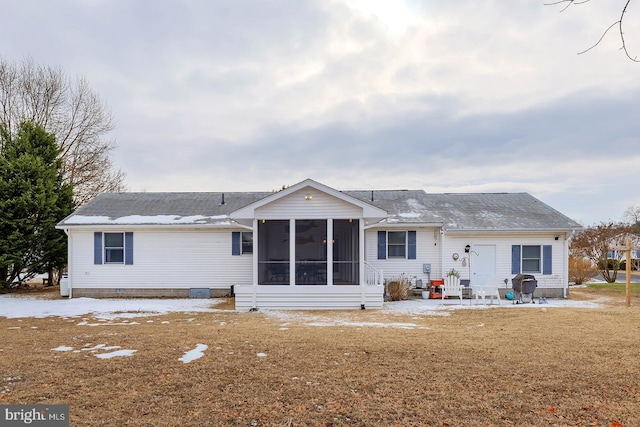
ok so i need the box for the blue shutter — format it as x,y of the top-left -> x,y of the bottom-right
377,231 -> 386,259
543,245 -> 552,275
94,232 -> 102,265
125,232 -> 134,265
511,245 -> 521,275
407,231 -> 417,260
232,232 -> 241,255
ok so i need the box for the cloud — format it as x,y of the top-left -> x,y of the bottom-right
1,0 -> 639,225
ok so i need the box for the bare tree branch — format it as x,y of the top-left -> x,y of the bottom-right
0,57 -> 126,205
547,0 -> 639,62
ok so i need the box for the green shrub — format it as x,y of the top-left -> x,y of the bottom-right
597,259 -> 620,270
619,259 -> 639,271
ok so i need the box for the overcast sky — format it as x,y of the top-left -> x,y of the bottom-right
2,0 -> 639,226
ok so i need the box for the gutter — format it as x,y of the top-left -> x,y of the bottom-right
55,223 -> 245,231
62,228 -> 72,299
442,227 -> 582,234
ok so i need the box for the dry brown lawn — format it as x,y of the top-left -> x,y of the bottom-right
1,288 -> 639,426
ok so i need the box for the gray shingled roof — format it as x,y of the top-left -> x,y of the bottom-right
421,192 -> 582,231
346,190 -> 581,230
58,189 -> 582,231
58,192 -> 271,226
344,190 -> 444,224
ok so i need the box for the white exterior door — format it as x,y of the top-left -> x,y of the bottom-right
471,245 -> 496,286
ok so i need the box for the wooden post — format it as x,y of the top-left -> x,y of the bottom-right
626,240 -> 631,307
611,240 -> 639,308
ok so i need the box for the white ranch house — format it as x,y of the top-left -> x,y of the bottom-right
56,179 -> 582,310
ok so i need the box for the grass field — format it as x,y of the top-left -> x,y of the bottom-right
583,282 -> 640,296
1,286 -> 639,426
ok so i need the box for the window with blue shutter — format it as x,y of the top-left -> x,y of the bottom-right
377,231 -> 386,259
408,231 -> 417,260
543,245 -> 552,275
94,232 -> 102,264
232,232 -> 241,255
94,232 -> 134,265
511,245 -> 521,275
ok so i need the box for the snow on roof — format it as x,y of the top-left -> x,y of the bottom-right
57,184 -> 582,231
64,214 -> 230,226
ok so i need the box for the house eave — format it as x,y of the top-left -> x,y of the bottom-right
442,227 -> 582,234
367,222 -> 443,229
55,223 -> 241,231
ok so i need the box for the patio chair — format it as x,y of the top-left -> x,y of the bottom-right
472,276 -> 501,305
441,275 -> 463,304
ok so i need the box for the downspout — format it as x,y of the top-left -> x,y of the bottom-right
440,228 -> 445,282
359,218 -> 366,309
63,228 -> 72,299
563,229 -> 576,299
252,219 -> 258,310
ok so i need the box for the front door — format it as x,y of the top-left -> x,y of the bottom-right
471,244 -> 496,286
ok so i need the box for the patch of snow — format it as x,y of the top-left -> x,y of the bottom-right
406,198 -> 425,211
95,349 -> 137,359
179,344 -> 208,363
0,292 -> 607,330
398,212 -> 422,218
65,214 -> 229,225
82,344 -> 121,352
256,352 -> 267,357
0,296 -> 224,320
52,346 -> 74,352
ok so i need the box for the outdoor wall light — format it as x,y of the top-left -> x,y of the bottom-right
464,245 -> 471,253
304,194 -> 313,200
554,235 -> 559,240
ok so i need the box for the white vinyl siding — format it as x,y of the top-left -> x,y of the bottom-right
442,233 -> 567,290
69,229 -> 252,290
366,228 -> 440,281
255,188 -> 362,219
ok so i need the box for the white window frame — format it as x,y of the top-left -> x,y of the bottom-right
387,231 -> 407,259
521,245 -> 541,274
241,232 -> 253,254
104,232 -> 125,264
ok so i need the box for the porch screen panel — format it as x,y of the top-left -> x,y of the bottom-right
295,219 -> 327,285
333,219 -> 359,285
258,220 -> 290,285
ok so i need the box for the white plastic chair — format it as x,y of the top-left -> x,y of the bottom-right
441,276 -> 463,304
472,276 -> 501,305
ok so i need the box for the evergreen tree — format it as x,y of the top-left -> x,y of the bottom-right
0,122 -> 74,289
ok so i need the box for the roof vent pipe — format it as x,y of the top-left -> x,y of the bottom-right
371,190 -> 374,202
221,193 -> 225,205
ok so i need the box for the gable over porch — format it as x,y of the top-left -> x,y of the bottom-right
230,179 -> 387,309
